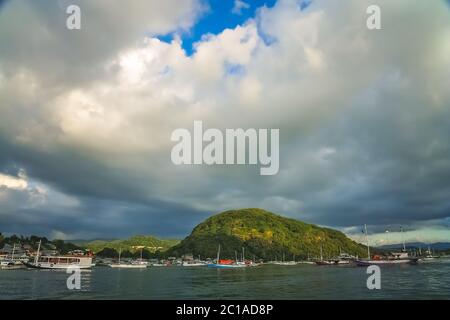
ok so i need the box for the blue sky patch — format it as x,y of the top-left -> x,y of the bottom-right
157,0 -> 278,55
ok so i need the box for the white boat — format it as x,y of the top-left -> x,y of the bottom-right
108,248 -> 147,269
0,244 -> 27,269
315,245 -> 336,265
23,256 -> 95,269
297,252 -> 315,265
274,261 -> 297,265
421,246 -> 440,261
1,259 -> 24,270
273,253 -> 297,265
182,261 -> 206,267
151,262 -> 170,267
23,241 -> 94,269
109,263 -> 147,268
333,250 -> 355,265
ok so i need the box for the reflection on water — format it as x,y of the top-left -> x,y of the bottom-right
1,259 -> 449,299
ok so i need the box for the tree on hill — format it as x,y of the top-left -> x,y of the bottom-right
167,208 -> 371,260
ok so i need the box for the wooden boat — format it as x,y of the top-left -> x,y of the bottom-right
22,240 -> 94,270
355,225 -> 418,266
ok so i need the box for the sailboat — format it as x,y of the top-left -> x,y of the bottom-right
133,248 -> 149,266
421,246 -> 439,261
273,252 -> 297,265
0,243 -> 26,270
108,248 -> 147,268
355,225 -> 418,266
315,245 -> 336,265
207,245 -> 248,268
297,251 -> 315,265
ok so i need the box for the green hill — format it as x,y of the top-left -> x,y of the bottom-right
80,235 -> 179,254
167,208 -> 369,260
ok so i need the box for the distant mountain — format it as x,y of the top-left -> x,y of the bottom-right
80,235 -> 180,254
378,242 -> 450,251
166,208 -> 371,260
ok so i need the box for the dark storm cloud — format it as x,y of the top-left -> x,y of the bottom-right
0,0 -> 449,242
0,186 -> 210,239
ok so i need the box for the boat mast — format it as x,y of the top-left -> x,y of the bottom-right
217,244 -> 221,263
320,245 -> 323,261
242,247 -> 245,262
400,226 -> 406,252
11,243 -> 16,260
118,248 -> 122,264
34,240 -> 41,264
364,224 -> 370,259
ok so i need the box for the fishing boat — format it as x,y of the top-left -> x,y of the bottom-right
108,248 -> 147,268
22,240 -> 94,270
355,225 -> 418,266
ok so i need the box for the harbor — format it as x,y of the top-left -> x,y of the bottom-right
1,258 -> 449,300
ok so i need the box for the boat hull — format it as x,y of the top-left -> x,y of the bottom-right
207,263 -> 248,268
22,261 -> 94,269
315,261 -> 336,266
355,258 -> 418,266
108,264 -> 147,269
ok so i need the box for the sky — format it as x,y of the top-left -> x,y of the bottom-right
0,0 -> 450,245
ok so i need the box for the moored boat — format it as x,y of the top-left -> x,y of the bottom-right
207,245 -> 250,268
22,240 -> 94,270
273,253 -> 297,265
108,248 -> 147,268
355,225 -> 418,266
0,244 -> 27,269
109,263 -> 147,268
1,259 -> 25,270
315,245 -> 339,265
182,261 -> 206,267
23,256 -> 95,269
355,252 -> 419,266
421,246 -> 440,261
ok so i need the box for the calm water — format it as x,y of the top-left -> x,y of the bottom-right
1,260 -> 449,300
